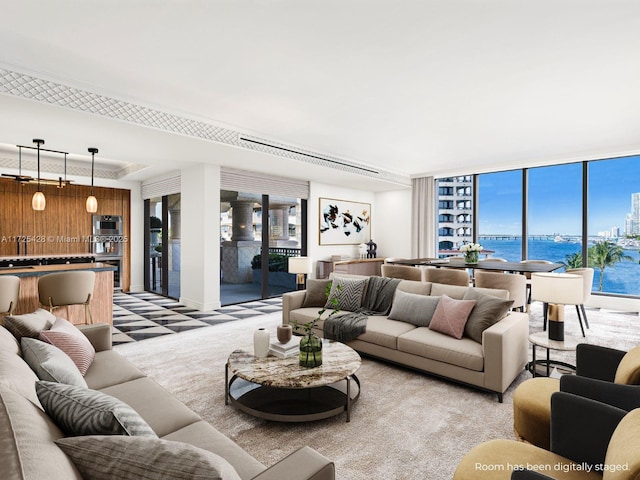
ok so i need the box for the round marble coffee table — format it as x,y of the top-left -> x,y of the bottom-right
225,340 -> 361,422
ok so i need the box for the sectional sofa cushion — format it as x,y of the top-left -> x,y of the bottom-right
3,308 -> 56,340
36,380 -> 156,437
462,289 -> 514,343
428,295 -> 476,339
325,276 -> 367,311
0,351 -> 42,406
387,290 -> 440,327
0,324 -> 21,355
0,387 -> 83,480
302,279 -> 332,307
40,318 -> 96,375
21,337 -> 87,387
55,435 -> 242,480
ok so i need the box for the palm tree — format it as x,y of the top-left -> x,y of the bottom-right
562,251 -> 583,269
588,240 -> 634,291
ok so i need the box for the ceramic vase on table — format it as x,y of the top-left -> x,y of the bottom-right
277,324 -> 293,343
465,251 -> 479,264
299,333 -> 323,368
253,328 -> 270,358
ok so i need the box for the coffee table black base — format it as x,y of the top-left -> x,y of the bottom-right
526,360 -> 576,377
226,375 -> 360,422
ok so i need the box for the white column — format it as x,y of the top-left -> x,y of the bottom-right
180,164 -> 220,310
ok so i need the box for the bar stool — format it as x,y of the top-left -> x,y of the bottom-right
38,271 -> 96,324
0,275 -> 20,324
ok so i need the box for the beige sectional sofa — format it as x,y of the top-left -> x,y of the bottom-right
282,276 -> 529,402
0,320 -> 334,480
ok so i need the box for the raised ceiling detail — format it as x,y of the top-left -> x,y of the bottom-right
0,68 -> 410,186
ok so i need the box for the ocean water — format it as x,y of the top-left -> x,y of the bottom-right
480,239 -> 640,297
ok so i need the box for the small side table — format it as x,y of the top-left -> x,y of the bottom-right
528,332 -> 581,377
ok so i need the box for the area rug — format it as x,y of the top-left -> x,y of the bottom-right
115,303 -> 640,480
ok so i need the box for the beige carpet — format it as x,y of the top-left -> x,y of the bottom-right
115,303 -> 640,480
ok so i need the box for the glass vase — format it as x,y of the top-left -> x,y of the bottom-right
299,333 -> 323,368
465,251 -> 479,264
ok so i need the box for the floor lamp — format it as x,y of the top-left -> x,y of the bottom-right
288,256 -> 312,291
531,272 -> 583,341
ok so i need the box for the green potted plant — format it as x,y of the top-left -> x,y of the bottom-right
293,283 -> 341,368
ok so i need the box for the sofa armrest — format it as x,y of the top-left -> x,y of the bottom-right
77,323 -> 112,352
576,343 -> 626,381
482,312 -> 529,395
251,446 -> 335,480
282,290 -> 307,325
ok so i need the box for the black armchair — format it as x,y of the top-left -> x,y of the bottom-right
455,392 -> 635,480
513,343 -> 640,449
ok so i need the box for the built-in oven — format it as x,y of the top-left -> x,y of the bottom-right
92,215 -> 124,290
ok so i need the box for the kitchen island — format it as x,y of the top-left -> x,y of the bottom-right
0,262 -> 115,325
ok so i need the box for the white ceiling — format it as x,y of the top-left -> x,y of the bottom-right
1,1 -> 640,191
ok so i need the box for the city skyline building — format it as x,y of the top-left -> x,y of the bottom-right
437,176 -> 473,252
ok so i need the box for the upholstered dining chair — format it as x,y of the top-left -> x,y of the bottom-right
0,275 -> 20,323
474,271 -> 527,311
562,267 -> 595,335
38,271 -> 96,324
520,259 -> 554,310
380,264 -> 423,281
422,267 -> 470,286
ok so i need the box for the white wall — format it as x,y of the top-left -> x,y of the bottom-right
307,182 -> 413,276
308,182 -> 376,278
373,189 -> 412,259
179,164 -> 221,310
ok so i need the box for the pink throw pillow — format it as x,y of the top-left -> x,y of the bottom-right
39,318 -> 96,376
428,294 -> 477,339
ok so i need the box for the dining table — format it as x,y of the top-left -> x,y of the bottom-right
387,257 -> 564,274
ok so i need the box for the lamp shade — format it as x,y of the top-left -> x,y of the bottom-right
32,191 -> 46,211
531,272 -> 583,305
288,256 -> 313,274
86,195 -> 98,213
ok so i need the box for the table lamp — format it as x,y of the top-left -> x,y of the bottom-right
288,256 -> 312,290
531,272 -> 583,341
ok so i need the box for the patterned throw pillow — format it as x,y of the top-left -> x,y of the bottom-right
3,308 -> 56,340
55,435 -> 241,480
428,295 -> 477,339
324,276 -> 368,311
21,338 -> 87,387
39,318 -> 95,375
36,380 -> 156,437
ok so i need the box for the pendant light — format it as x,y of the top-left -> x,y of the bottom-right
31,138 -> 46,211
86,147 -> 98,213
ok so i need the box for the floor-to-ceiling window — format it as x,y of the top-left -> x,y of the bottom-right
435,156 -> 640,298
588,156 -> 640,296
145,193 -> 181,299
477,170 -> 523,261
527,163 -> 582,264
220,190 -> 305,305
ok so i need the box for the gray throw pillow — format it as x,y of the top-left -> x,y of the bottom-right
463,289 -> 514,343
387,290 -> 441,327
55,435 -> 242,480
302,279 -> 332,307
21,337 -> 87,387
3,308 -> 56,340
325,276 -> 368,311
36,380 -> 156,437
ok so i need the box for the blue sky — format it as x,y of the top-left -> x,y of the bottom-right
477,155 -> 640,236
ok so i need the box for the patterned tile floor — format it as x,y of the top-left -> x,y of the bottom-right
112,291 -> 282,346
